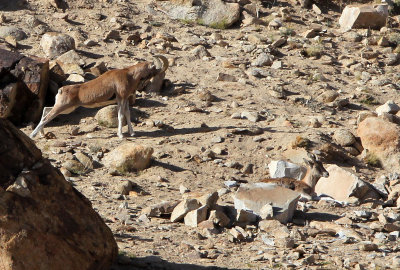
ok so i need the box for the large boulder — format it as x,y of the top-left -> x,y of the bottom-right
357,117 -> 400,170
159,0 -> 240,29
315,165 -> 380,202
233,183 -> 300,224
0,119 -> 117,270
339,4 -> 388,31
0,49 -> 49,125
104,143 -> 154,173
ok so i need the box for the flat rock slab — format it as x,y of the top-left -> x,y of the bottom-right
268,160 -> 306,180
233,183 -> 300,224
315,165 -> 380,201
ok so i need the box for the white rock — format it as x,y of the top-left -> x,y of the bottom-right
339,4 -> 388,32
268,160 -> 306,180
184,205 -> 208,227
40,32 -> 75,58
376,100 -> 400,116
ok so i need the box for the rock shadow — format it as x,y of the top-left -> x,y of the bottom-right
112,255 -> 247,270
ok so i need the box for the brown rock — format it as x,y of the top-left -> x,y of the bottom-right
0,119 -> 117,269
0,49 -> 49,125
104,144 -> 153,173
358,117 -> 400,170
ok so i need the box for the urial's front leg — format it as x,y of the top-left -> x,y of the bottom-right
123,99 -> 135,137
117,98 -> 125,138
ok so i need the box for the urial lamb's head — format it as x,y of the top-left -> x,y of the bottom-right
303,153 -> 329,187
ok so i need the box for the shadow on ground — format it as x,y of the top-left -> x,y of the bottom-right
112,255 -> 247,270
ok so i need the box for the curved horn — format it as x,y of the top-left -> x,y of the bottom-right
153,55 -> 169,74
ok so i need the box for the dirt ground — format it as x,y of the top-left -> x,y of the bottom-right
2,0 -> 400,269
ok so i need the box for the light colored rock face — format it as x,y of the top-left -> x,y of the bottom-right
0,119 -> 117,270
357,117 -> 400,170
159,0 -> 240,29
315,165 -> 379,201
376,100 -> 400,116
339,4 -> 388,31
104,144 -> 154,173
268,160 -> 306,180
333,129 -> 356,146
233,183 -> 300,224
40,32 -> 76,58
170,198 -> 202,222
184,205 -> 208,227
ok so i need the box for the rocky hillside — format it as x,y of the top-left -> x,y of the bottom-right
2,0 -> 400,269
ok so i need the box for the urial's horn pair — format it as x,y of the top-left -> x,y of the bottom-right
30,55 -> 169,139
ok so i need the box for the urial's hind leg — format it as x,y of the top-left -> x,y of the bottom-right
123,99 -> 135,137
117,98 -> 125,138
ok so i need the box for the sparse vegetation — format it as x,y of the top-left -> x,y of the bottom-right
304,45 -> 323,58
292,136 -> 311,149
364,152 -> 381,167
208,19 -> 229,29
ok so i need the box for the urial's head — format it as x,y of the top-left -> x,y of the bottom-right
303,152 -> 329,179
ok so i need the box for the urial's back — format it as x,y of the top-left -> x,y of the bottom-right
260,153 -> 329,197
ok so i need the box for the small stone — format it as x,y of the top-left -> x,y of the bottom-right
376,100 -> 400,115
116,180 -> 133,195
104,30 -> 121,41
171,199 -> 201,222
333,129 -> 356,146
179,185 -> 190,194
241,111 -> 259,122
359,241 -> 378,251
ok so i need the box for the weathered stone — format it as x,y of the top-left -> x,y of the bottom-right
0,26 -> 27,41
0,119 -> 117,269
234,183 -> 300,224
95,105 -> 131,128
209,209 -> 230,227
141,201 -> 180,217
184,205 -> 208,227
0,49 -> 49,125
236,209 -> 258,225
259,220 -> 290,238
191,45 -> 211,59
104,144 -> 153,173
333,129 -> 356,146
268,160 -> 306,180
251,53 -> 274,67
63,159 -> 87,175
241,111 -> 259,122
56,50 -> 85,75
74,152 -> 94,171
339,4 -> 388,31
376,100 -> 400,116
159,0 -> 240,29
171,198 -> 202,222
40,32 -> 76,58
315,165 -> 380,201
183,191 -> 219,208
216,73 -> 237,82
358,117 -> 400,170
310,221 -> 362,240
116,180 -> 133,195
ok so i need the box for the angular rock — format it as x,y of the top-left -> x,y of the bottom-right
376,100 -> 400,116
141,201 -> 180,217
104,144 -> 153,173
183,191 -> 219,208
184,205 -> 208,227
0,119 -> 117,269
259,220 -> 290,238
233,183 -> 300,224
209,209 -> 231,227
251,53 -> 274,67
116,180 -> 133,195
0,49 -> 49,125
95,105 -> 128,128
241,111 -> 259,122
170,198 -> 202,222
40,32 -> 76,58
339,4 -> 389,31
236,209 -> 258,225
268,160 -> 306,180
315,165 -> 380,201
159,0 -> 240,29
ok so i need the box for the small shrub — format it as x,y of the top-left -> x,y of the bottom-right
364,152 -> 381,167
305,45 -> 322,58
292,136 -> 311,149
208,19 -> 229,29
